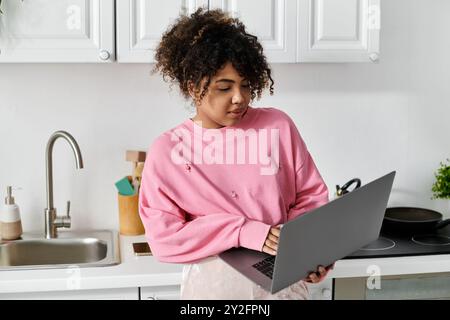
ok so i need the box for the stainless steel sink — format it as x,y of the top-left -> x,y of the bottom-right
0,230 -> 120,271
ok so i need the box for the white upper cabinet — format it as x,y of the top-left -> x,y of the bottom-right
116,0 -> 208,63
297,0 -> 380,62
209,0 -> 297,63
0,0 -> 381,63
0,0 -> 115,63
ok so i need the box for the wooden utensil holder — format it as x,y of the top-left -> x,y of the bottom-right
118,179 -> 145,235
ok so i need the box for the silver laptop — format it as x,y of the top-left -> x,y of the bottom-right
219,171 -> 396,294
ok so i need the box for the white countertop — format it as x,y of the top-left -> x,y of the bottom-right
1,234 -> 450,294
330,254 -> 450,278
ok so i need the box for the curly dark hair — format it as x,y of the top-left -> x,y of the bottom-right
153,7 -> 274,102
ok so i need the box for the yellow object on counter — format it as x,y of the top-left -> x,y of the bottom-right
117,176 -> 145,236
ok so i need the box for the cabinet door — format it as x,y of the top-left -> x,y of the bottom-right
297,0 -> 380,62
0,0 -> 114,63
209,0 -> 297,63
334,273 -> 450,300
116,0 -> 208,63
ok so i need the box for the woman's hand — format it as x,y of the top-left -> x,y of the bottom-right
262,225 -> 281,255
305,263 -> 335,283
262,226 -> 334,283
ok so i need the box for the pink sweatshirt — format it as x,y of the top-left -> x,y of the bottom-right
139,106 -> 329,263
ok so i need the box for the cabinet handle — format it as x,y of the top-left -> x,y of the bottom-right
369,52 -> 379,62
99,50 -> 111,61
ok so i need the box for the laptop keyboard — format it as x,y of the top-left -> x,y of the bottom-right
252,256 -> 275,279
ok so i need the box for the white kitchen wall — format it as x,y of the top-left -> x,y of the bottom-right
0,0 -> 449,233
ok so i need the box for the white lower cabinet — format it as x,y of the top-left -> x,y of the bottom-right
0,287 -> 139,300
140,285 -> 181,300
334,272 -> 450,300
0,286 -> 182,300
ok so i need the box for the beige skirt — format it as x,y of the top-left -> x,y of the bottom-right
180,256 -> 310,300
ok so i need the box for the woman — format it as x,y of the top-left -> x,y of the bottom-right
139,8 -> 332,300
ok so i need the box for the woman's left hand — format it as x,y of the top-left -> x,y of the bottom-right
304,263 -> 335,284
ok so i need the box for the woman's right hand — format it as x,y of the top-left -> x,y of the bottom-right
262,225 -> 281,255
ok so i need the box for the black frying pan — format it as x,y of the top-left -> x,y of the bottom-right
382,207 -> 450,235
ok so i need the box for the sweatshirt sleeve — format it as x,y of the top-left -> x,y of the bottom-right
138,148 -> 271,264
286,117 -> 329,222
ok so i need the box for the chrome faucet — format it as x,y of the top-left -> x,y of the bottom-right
45,131 -> 84,239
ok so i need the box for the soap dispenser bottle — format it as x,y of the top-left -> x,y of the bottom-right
0,186 -> 23,240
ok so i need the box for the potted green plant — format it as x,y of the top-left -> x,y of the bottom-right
432,159 -> 450,215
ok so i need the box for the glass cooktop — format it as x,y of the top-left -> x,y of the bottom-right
343,225 -> 450,259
